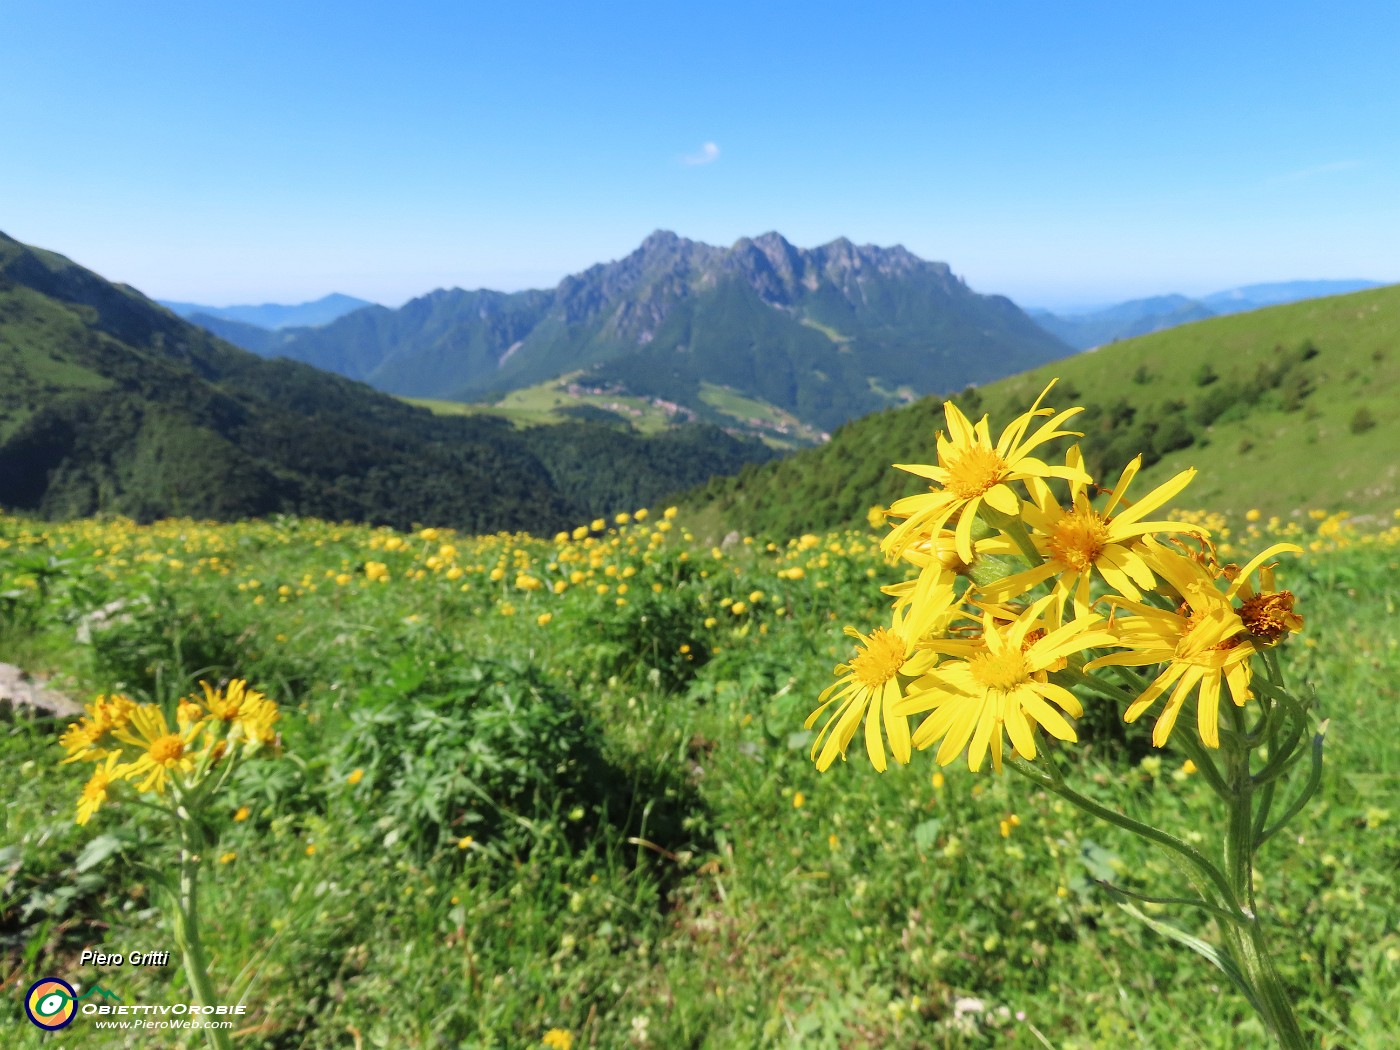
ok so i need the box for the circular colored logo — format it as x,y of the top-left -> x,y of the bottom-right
25,977 -> 78,1030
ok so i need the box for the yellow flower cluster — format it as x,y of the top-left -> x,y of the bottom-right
809,381 -> 1306,774
61,680 -> 280,824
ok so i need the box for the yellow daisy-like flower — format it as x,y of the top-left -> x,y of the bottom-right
897,596 -> 1117,772
177,698 -> 205,729
76,751 -> 127,825
1087,541 -> 1302,748
198,679 -> 280,751
59,719 -> 106,764
59,694 -> 138,764
978,449 -> 1205,617
1222,554 -> 1305,645
807,583 -> 957,772
542,1029 -> 574,1050
883,381 -> 1091,564
112,704 -> 204,794
884,383 -> 1092,571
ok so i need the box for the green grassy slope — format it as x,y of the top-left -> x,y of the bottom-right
411,375 -> 829,449
688,284 -> 1400,536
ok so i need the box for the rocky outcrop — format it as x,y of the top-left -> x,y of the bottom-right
0,663 -> 80,719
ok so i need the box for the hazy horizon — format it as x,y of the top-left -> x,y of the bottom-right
140,234 -> 1390,317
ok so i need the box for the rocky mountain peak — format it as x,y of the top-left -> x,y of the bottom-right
640,229 -> 686,253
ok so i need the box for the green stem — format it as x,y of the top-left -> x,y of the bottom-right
173,810 -> 233,1050
1219,704 -> 1309,1049
980,509 -> 1043,568
1089,878 -> 1252,926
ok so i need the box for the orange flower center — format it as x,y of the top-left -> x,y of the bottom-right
968,647 -> 1028,691
849,627 -> 907,688
148,734 -> 186,765
1047,507 -> 1111,571
944,445 -> 1009,500
1237,590 -> 1302,644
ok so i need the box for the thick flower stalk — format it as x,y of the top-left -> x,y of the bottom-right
808,381 -> 1320,1049
61,680 -> 281,1050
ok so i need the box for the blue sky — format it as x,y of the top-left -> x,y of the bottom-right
2,1 -> 1396,310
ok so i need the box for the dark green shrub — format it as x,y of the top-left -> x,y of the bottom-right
579,585 -> 710,692
1150,413 -> 1195,457
1351,406 -> 1377,434
1279,371 -> 1314,412
1193,381 -> 1255,426
336,655 -> 644,856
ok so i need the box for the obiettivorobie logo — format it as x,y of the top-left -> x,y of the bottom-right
23,976 -> 247,1032
24,978 -> 122,1030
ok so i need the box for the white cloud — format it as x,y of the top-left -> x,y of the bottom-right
1271,160 -> 1361,183
681,141 -> 720,166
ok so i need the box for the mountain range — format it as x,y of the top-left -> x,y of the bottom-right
1030,280 -> 1383,350
160,292 -> 374,330
189,231 -> 1072,438
0,232 -> 775,530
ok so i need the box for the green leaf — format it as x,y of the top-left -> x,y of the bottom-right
913,818 -> 943,850
786,730 -> 815,751
74,834 -> 124,873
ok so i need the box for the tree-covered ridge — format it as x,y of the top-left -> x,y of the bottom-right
0,232 -> 774,531
686,283 -> 1400,536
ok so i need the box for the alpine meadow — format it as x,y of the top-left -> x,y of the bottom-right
4,6 -> 1400,1043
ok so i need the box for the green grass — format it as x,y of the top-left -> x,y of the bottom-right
691,284 -> 1400,536
798,318 -> 852,344
698,383 -> 827,447
407,375 -> 684,436
408,377 -> 831,449
2,509 -> 1398,1047
1005,287 -> 1400,520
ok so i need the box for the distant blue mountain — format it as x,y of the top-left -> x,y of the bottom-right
1031,295 -> 1216,350
1201,280 -> 1383,314
1031,279 -> 1386,349
160,292 -> 374,330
